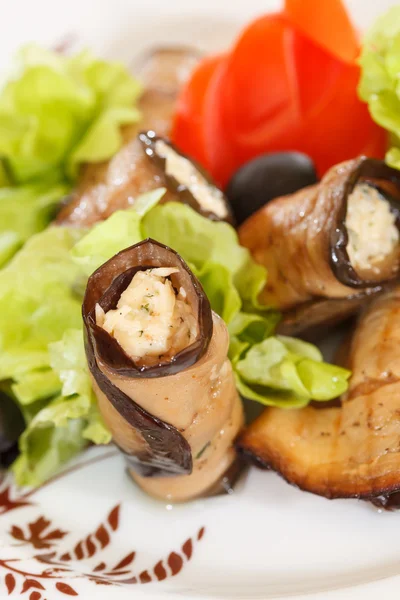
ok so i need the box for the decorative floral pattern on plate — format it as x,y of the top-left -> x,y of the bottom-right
0,450 -> 205,598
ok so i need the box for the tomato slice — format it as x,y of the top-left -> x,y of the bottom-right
299,62 -> 386,175
171,54 -> 224,171
201,57 -> 238,188
171,5 -> 385,189
204,15 -> 304,187
221,15 -> 300,130
291,29 -> 344,117
284,0 -> 360,64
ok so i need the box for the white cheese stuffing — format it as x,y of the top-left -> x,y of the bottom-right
155,139 -> 228,219
96,267 -> 198,361
346,183 -> 399,274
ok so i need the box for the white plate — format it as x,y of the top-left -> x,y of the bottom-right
1,1 -> 400,599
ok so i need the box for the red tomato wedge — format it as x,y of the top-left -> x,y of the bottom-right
284,0 -> 360,64
171,54 -> 224,172
172,0 -> 386,188
204,15 -> 304,187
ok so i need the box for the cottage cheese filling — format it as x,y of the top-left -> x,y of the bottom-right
96,267 -> 198,362
346,183 -> 399,275
155,139 -> 227,218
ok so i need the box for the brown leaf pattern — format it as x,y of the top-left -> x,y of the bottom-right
55,582 -> 78,596
0,456 -> 206,598
10,517 -> 67,550
21,579 -> 45,593
5,573 -> 15,594
56,505 -> 120,564
112,552 -> 135,571
0,486 -> 32,515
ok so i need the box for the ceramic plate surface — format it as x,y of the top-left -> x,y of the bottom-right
1,1 -> 400,599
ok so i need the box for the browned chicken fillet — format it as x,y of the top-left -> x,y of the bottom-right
57,47 -> 200,226
237,285 -> 400,504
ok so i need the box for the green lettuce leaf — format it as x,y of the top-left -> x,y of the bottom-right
71,188 -> 166,276
235,335 -> 350,407
0,178 -> 69,268
228,312 -> 281,357
0,226 -> 84,383
12,418 -> 87,488
0,45 -> 141,183
12,328 -> 110,487
195,262 -> 241,324
72,197 -> 258,324
0,44 -> 141,267
143,202 -> 267,312
77,200 -> 349,408
359,7 -> 400,165
0,225 -> 110,486
0,194 -> 351,486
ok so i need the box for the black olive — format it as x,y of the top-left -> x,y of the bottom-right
226,152 -> 318,225
0,392 -> 25,467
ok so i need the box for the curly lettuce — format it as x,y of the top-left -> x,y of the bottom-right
0,226 -> 109,486
359,6 -> 400,167
233,335 -> 350,408
0,44 -> 141,266
77,200 -> 349,407
1,193 -> 350,486
0,178 -> 69,268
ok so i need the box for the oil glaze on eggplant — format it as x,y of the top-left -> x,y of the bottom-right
239,157 -> 400,333
83,239 -> 244,501
226,151 -> 317,225
277,290 -> 381,339
139,130 -> 233,223
237,286 -> 400,505
330,158 -> 400,288
57,47 -> 201,226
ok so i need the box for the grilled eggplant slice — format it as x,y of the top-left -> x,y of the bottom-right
83,239 -> 243,501
277,291 -> 380,339
138,130 -> 233,222
57,47 -> 201,226
238,286 -> 400,503
239,157 -> 400,331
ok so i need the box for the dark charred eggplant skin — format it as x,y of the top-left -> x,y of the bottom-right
84,332 -> 192,477
277,289 -> 382,338
371,491 -> 400,511
139,130 -> 234,224
237,440 -> 400,509
82,238 -> 213,477
226,152 -> 317,225
83,238 -> 213,378
330,157 -> 400,289
0,391 -> 25,467
203,456 -> 247,497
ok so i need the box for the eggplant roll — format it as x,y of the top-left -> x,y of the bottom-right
56,47 -> 197,226
83,239 -> 243,501
237,286 -> 400,505
277,293 -> 378,339
239,157 -> 400,323
57,48 -> 232,227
